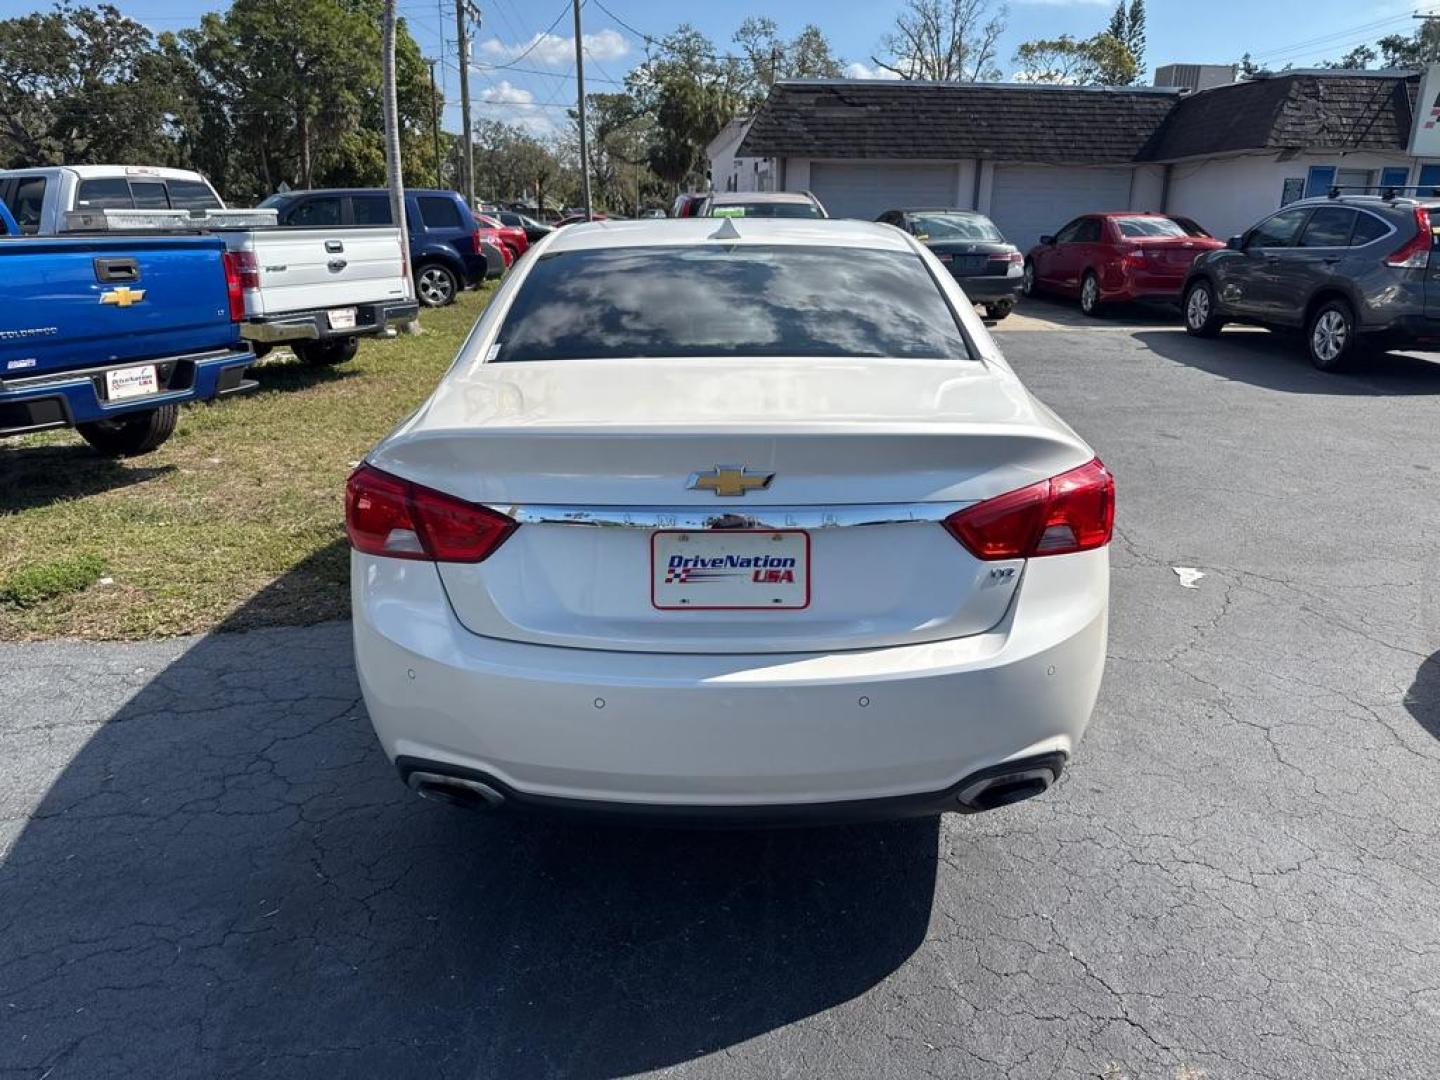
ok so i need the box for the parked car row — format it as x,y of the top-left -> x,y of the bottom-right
1017,193 -> 1440,370
0,164 -> 521,455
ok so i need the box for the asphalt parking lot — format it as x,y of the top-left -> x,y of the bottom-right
2,299 -> 1438,1079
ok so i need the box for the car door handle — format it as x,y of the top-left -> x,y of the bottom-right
325,239 -> 344,253
327,259 -> 347,273
1321,256 -> 1341,265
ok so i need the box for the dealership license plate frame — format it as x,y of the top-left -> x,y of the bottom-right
651,529 -> 811,611
327,307 -> 357,331
104,364 -> 159,401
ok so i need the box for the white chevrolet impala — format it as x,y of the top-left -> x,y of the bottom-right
347,217 -> 1113,824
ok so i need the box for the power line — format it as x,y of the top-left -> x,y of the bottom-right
474,0 -> 574,70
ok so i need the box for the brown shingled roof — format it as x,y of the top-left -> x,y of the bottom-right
1140,72 -> 1417,161
738,80 -> 1183,165
737,73 -> 1421,166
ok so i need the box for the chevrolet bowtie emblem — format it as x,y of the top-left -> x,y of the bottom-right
100,286 -> 146,308
688,465 -> 775,497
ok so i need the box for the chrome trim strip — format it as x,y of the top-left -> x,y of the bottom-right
490,503 -> 968,530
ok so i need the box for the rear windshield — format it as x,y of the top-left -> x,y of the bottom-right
709,202 -> 823,219
491,246 -> 970,363
1113,216 -> 1188,238
909,213 -> 1004,242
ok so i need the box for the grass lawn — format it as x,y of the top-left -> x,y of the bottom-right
0,286 -> 493,641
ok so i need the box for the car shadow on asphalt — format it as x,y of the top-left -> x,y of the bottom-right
1134,329 -> 1440,396
0,442 -> 176,512
1407,652 -> 1440,741
0,542 -> 938,1078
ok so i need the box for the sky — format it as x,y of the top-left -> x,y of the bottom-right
1,0 -> 1435,135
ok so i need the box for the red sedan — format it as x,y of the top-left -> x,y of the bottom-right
475,214 -> 528,263
1022,213 -> 1225,316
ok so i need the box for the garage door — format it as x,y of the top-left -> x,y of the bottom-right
808,163 -> 957,221
988,165 -> 1134,253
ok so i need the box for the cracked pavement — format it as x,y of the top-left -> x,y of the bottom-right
2,304 -> 1439,1078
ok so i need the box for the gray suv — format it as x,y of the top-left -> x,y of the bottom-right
1181,194 -> 1440,371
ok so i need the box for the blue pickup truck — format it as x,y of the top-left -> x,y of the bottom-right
0,200 -> 255,455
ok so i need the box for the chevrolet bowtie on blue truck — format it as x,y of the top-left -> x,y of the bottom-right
0,200 -> 255,455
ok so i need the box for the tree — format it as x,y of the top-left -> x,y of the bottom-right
1320,45 -> 1376,71
0,4 -> 184,168
625,25 -> 744,189
1105,0 -> 1145,75
732,17 -> 843,104
871,0 -> 1008,82
1013,32 -> 1136,86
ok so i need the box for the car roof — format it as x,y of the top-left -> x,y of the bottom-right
0,165 -> 211,182
542,217 -> 916,254
708,192 -> 817,204
269,187 -> 459,198
893,208 -> 986,214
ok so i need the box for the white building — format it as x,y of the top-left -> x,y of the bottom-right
705,117 -> 771,194
726,69 -> 1440,250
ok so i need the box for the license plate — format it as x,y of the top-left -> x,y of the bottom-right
955,255 -> 990,273
652,530 -> 810,610
327,307 -> 357,330
105,364 -> 158,401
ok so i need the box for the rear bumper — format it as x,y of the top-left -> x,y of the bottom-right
241,299 -> 419,344
0,348 -> 255,437
953,273 -> 1024,304
353,548 -> 1109,819
1101,268 -> 1186,302
1363,314 -> 1440,346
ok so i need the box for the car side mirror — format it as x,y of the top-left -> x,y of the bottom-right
1226,235 -> 1244,251
1039,234 -> 1055,246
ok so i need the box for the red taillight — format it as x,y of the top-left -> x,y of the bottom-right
472,227 -> 484,253
344,464 -> 517,563
1385,207 -> 1432,268
944,459 -> 1115,560
221,250 -> 254,321
1119,248 -> 1147,269
988,251 -> 1024,266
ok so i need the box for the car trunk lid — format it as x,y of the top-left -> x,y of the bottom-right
370,357 -> 1093,654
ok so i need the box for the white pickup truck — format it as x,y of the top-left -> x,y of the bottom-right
0,165 -> 417,365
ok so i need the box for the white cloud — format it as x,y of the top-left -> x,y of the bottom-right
476,80 -> 555,134
844,61 -> 903,80
477,27 -> 629,68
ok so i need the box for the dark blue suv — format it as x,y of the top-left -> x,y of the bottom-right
258,188 -> 504,307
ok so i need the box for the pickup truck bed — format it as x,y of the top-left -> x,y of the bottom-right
0,205 -> 254,453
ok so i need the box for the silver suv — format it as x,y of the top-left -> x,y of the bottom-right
1181,192 -> 1440,371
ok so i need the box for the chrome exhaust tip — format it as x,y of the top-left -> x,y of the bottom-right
407,770 -> 506,811
955,754 -> 1065,813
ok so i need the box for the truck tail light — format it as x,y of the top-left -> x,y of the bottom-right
221,251 -> 251,321
944,459 -> 1115,560
1384,207 -> 1432,268
345,464 -> 517,563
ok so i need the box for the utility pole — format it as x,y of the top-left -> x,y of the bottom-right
455,0 -> 477,206
573,0 -> 592,218
382,0 -> 418,330
426,58 -> 442,188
